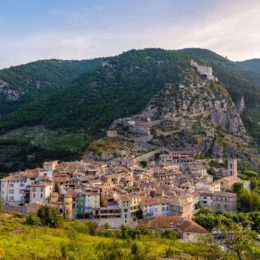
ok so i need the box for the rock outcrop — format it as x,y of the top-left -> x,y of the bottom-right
0,79 -> 20,101
236,96 -> 246,114
109,66 -> 259,165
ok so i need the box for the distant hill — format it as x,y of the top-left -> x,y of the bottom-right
0,48 -> 260,173
237,59 -> 260,72
0,58 -> 102,115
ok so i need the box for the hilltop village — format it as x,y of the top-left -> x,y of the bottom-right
0,150 -> 245,228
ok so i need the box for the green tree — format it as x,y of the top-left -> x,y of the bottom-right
233,182 -> 244,194
250,177 -> 259,190
136,208 -> 143,219
135,222 -> 149,235
140,161 -> 147,168
193,213 -> 219,232
37,205 -> 62,227
104,222 -> 110,230
120,224 -> 128,239
0,196 -> 4,212
220,223 -> 260,260
86,221 -> 98,236
25,214 -> 41,226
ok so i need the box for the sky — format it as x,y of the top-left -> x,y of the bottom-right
0,0 -> 260,69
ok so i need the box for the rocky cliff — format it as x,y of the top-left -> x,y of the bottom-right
0,79 -> 20,101
108,66 -> 259,165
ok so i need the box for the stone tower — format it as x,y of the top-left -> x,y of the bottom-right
228,159 -> 237,177
64,194 -> 73,219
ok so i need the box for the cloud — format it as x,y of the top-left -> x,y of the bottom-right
0,0 -> 260,68
0,32 -> 96,68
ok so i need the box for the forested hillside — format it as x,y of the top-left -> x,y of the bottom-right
238,59 -> 260,73
0,48 -> 260,174
0,58 -> 102,115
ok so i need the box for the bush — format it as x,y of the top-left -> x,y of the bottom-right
0,196 -> 3,212
37,205 -> 63,227
104,222 -> 110,230
233,182 -> 243,194
243,170 -> 258,178
72,220 -> 89,234
238,174 -> 249,180
86,221 -> 98,236
161,230 -> 182,239
25,214 -> 41,226
140,161 -> 147,168
135,222 -> 149,235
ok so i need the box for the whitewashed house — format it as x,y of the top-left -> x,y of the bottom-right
29,182 -> 53,204
0,170 -> 40,203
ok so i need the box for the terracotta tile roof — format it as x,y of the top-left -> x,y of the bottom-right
29,181 -> 52,187
1,175 -> 27,181
213,191 -> 237,198
143,216 -> 208,233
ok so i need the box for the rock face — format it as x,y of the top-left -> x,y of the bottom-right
109,67 -> 259,164
236,96 -> 246,114
0,79 -> 20,101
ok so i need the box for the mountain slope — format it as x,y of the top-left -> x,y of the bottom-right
106,67 -> 258,165
0,48 -> 260,173
237,59 -> 260,72
0,58 -> 102,115
0,49 -> 192,134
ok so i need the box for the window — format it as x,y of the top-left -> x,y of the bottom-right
8,196 -> 14,201
9,189 -> 14,194
40,193 -> 43,198
33,194 -> 35,198
19,189 -> 24,194
124,209 -> 128,212
9,183 -> 14,187
125,214 -> 127,218
20,183 -> 25,187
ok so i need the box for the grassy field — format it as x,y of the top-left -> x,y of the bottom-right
0,212 -> 222,260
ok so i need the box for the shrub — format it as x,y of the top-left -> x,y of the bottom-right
140,161 -> 147,168
37,205 -> 63,227
0,196 -> 3,212
104,222 -> 110,230
25,214 -> 41,226
120,224 -> 129,239
72,220 -> 89,234
86,221 -> 98,236
135,222 -> 149,235
161,230 -> 182,239
243,170 -> 258,178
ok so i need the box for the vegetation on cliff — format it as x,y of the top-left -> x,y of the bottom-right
0,48 -> 260,173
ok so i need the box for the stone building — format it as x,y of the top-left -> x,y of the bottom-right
199,191 -> 237,213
